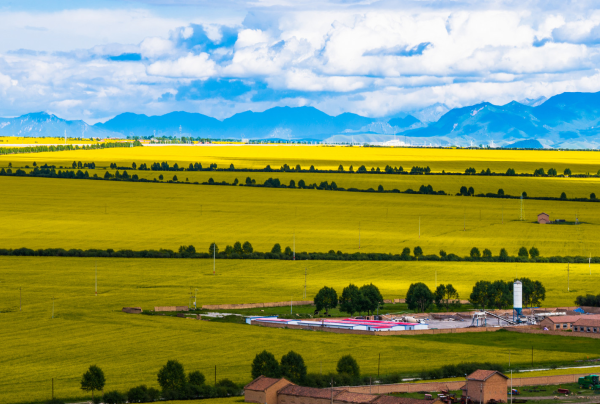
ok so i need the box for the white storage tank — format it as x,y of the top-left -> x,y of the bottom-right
514,280 -> 523,316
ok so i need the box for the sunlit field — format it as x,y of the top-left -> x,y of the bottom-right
1,145 -> 600,174
0,176 -> 598,256
1,256 -> 598,404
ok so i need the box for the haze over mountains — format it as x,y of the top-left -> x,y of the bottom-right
3,91 -> 600,149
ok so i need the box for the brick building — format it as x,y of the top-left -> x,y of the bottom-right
244,376 -> 293,404
539,315 -> 581,331
245,377 -> 442,404
537,213 -> 550,224
462,370 -> 508,403
573,317 -> 600,333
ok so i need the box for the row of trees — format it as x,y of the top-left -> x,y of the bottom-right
575,293 -> 600,307
71,361 -> 240,404
251,350 -> 360,385
404,278 -> 546,312
0,141 -> 141,156
313,284 -> 384,316
469,246 -> 539,259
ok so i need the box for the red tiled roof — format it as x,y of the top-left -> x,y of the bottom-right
372,396 -> 437,404
278,384 -> 336,399
334,391 -> 378,404
542,315 -> 585,323
466,370 -> 507,381
244,376 -> 287,391
574,318 -> 600,327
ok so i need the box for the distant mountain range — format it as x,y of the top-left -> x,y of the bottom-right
3,91 -> 600,148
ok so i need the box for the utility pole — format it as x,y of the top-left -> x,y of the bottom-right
20,287 -> 21,311
567,263 -> 570,292
291,296 -> 293,314
359,221 -> 361,250
531,346 -> 533,366
95,260 -> 97,296
590,253 -> 592,275
419,216 -> 421,238
213,242 -> 216,275
304,267 -> 307,299
293,231 -> 295,261
378,353 -> 381,378
52,297 -> 54,319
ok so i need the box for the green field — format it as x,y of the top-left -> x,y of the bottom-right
0,176 -> 598,257
2,257 -> 600,404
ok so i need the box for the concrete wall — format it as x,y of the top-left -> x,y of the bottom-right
203,301 -> 314,310
339,373 -> 596,395
245,390 -> 266,404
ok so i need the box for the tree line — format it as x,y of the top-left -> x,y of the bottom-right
0,141 -> 141,155
313,284 -> 384,316
404,278 -> 545,312
574,294 -> 600,307
3,243 -> 598,264
458,186 -> 598,202
49,361 -> 242,404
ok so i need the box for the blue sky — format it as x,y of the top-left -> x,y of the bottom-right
1,0 -> 600,123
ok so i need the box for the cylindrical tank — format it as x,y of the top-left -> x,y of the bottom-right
513,280 -> 523,309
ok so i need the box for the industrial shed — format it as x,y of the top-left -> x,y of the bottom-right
539,315 -> 581,330
573,317 -> 600,333
463,370 -> 508,404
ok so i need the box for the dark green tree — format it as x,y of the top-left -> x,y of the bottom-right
469,280 -> 493,309
359,283 -> 384,315
158,174 -> 164,180
314,286 -> 338,314
80,365 -> 106,399
336,355 -> 360,378
172,175 -> 178,181
338,165 -> 344,171
490,280 -> 512,309
470,247 -> 481,258
499,248 -> 509,262
439,249 -> 447,257
280,351 -> 307,383
468,186 -> 474,195
271,243 -> 282,254
251,350 -> 280,379
529,246 -> 540,258
518,247 -> 529,258
243,241 -> 253,254
209,243 -> 219,255
520,278 -> 546,307
434,284 -> 459,311
564,168 -> 572,175
406,282 -> 434,312
482,248 -> 492,258
157,360 -> 186,391
233,241 -> 243,254
498,189 -> 504,196
591,193 -> 597,200
413,246 -> 423,258
188,371 -> 205,386
339,284 -> 362,316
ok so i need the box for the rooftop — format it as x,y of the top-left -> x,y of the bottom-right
278,384 -> 334,399
372,396 -> 438,404
467,370 -> 507,381
244,376 -> 288,392
334,391 -> 379,404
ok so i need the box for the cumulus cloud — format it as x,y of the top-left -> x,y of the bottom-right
3,1 -> 600,121
147,52 -> 217,77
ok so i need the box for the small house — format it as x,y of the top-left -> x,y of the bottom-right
537,212 -> 550,224
244,376 -> 293,404
464,370 -> 508,403
539,315 -> 581,331
573,317 -> 600,333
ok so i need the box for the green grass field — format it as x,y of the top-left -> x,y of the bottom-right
0,176 -> 598,257
2,257 -> 600,404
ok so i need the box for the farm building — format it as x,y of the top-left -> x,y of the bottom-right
461,370 -> 508,404
537,212 -> 550,224
539,315 -> 581,330
573,317 -> 600,333
246,317 -> 429,331
244,377 -> 442,404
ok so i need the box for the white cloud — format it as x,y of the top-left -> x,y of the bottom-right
147,52 -> 217,77
140,37 -> 175,58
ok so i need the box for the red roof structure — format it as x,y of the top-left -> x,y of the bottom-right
244,376 -> 288,392
466,370 -> 508,381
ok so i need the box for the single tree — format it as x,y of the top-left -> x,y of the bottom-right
406,282 -> 434,312
243,241 -> 254,254
529,246 -> 540,258
80,365 -> 106,399
498,188 -> 504,196
518,247 -> 529,258
469,280 -> 493,309
439,249 -> 447,257
157,360 -> 186,391
591,193 -> 597,200
470,247 -> 481,258
499,248 -> 509,262
251,350 -> 281,379
434,284 -> 459,311
413,246 -> 423,258
271,243 -> 282,254
482,248 -> 492,258
172,175 -> 178,181
280,351 -> 307,383
339,284 -> 362,316
489,280 -> 512,309
359,283 -> 384,315
209,242 -> 219,255
314,286 -> 338,315
564,168 -> 572,176
158,174 -> 164,180
233,241 -> 243,254
188,371 -> 205,386
468,186 -> 475,196
336,355 -> 360,378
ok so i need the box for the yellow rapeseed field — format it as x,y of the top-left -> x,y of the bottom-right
0,176 -> 598,256
1,145 -> 600,173
1,256 -> 599,404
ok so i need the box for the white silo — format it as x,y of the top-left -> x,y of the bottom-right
513,280 -> 523,320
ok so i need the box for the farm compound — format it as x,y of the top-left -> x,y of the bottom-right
246,317 -> 429,331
